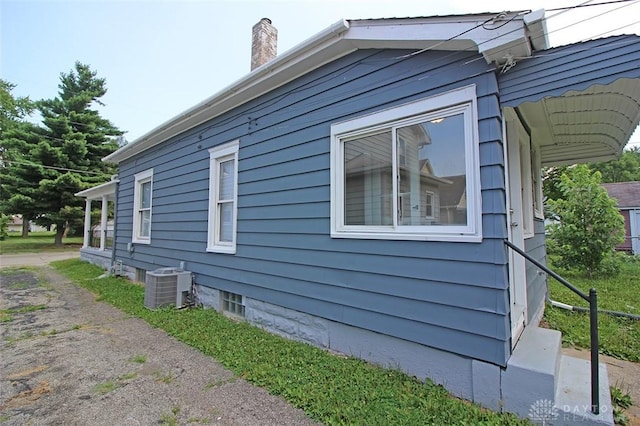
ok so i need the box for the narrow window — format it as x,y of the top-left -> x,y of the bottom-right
208,140 -> 239,253
531,145 -> 544,220
132,169 -> 153,244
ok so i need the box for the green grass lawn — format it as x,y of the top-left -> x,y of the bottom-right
543,256 -> 640,362
0,232 -> 82,254
50,259 -> 529,425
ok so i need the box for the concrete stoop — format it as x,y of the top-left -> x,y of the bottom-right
501,327 -> 613,425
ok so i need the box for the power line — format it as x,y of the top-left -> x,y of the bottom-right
547,0 -> 638,11
3,160 -> 105,175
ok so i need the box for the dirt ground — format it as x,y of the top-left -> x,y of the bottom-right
0,267 -> 319,425
1,264 -> 638,425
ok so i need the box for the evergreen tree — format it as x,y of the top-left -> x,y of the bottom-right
1,63 -> 122,245
0,79 -> 36,236
0,122 -> 45,236
0,79 -> 33,132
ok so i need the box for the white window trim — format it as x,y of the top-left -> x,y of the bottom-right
531,144 -> 544,220
425,190 -> 436,220
207,140 -> 239,254
519,135 -> 535,239
330,85 -> 482,242
132,168 -> 153,244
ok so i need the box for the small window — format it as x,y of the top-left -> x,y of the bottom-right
330,85 -> 482,242
208,141 -> 239,253
425,191 -> 436,220
531,145 -> 543,220
132,169 -> 153,244
222,291 -> 245,317
135,268 -> 147,283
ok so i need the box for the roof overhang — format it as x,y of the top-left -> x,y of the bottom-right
105,10 -> 547,164
499,35 -> 640,166
518,78 -> 640,165
75,179 -> 118,200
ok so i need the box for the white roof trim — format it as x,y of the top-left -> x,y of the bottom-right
105,11 -> 547,164
75,179 -> 119,199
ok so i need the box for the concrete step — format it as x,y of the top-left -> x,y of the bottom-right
502,326 -> 562,416
553,355 -> 613,425
501,327 -> 613,425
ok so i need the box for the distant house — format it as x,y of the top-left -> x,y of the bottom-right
6,215 -> 47,233
602,181 -> 640,255
78,11 -> 640,423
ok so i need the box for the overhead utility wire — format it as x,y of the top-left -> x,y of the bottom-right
547,0 -> 638,11
544,0 -> 639,43
461,0 -> 639,68
136,0 -> 637,148
188,11 -> 512,142
3,160 -> 104,175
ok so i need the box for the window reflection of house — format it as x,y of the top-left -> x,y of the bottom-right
343,114 -> 467,228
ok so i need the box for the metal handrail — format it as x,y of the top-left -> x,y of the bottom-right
504,239 -> 600,415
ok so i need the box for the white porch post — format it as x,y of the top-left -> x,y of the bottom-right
83,198 -> 92,248
100,195 -> 108,250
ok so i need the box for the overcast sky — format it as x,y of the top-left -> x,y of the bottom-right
2,0 -> 639,147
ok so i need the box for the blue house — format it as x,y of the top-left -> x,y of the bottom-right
78,11 -> 640,423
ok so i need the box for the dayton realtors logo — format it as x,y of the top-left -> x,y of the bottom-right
528,399 -> 558,425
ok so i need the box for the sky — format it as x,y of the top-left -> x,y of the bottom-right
2,0 -> 640,147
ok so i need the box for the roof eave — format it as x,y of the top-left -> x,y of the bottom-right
104,19 -> 352,164
105,11 -> 543,164
75,179 -> 119,199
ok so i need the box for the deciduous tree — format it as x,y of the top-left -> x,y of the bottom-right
546,165 -> 625,276
589,147 -> 640,183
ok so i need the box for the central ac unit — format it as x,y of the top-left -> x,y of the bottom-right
144,268 -> 192,309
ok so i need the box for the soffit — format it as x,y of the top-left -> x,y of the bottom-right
517,78 -> 640,166
75,180 -> 118,200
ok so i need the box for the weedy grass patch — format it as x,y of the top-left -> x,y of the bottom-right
0,304 -> 47,323
92,380 -> 120,395
52,259 -> 529,425
544,256 -> 640,362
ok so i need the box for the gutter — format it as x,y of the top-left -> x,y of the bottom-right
104,19 -> 351,164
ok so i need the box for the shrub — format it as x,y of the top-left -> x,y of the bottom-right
546,165 -> 625,277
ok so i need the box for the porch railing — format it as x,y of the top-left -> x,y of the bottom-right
504,239 -> 600,415
88,230 -> 114,250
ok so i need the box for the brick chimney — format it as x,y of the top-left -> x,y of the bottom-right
251,18 -> 277,71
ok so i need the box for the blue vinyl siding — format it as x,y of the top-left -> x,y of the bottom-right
500,35 -> 640,107
525,219 -> 547,324
114,48 -> 512,366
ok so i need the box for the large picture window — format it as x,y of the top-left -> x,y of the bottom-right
132,169 -> 153,244
208,140 -> 239,253
330,86 -> 482,242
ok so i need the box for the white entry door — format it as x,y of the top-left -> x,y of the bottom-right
505,109 -> 529,347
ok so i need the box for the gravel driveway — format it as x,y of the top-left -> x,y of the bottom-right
0,266 -> 318,425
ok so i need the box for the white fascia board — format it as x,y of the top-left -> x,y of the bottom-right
75,179 -> 119,199
524,9 -> 549,51
104,19 -> 352,164
105,12 -> 547,164
346,14 -> 534,64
